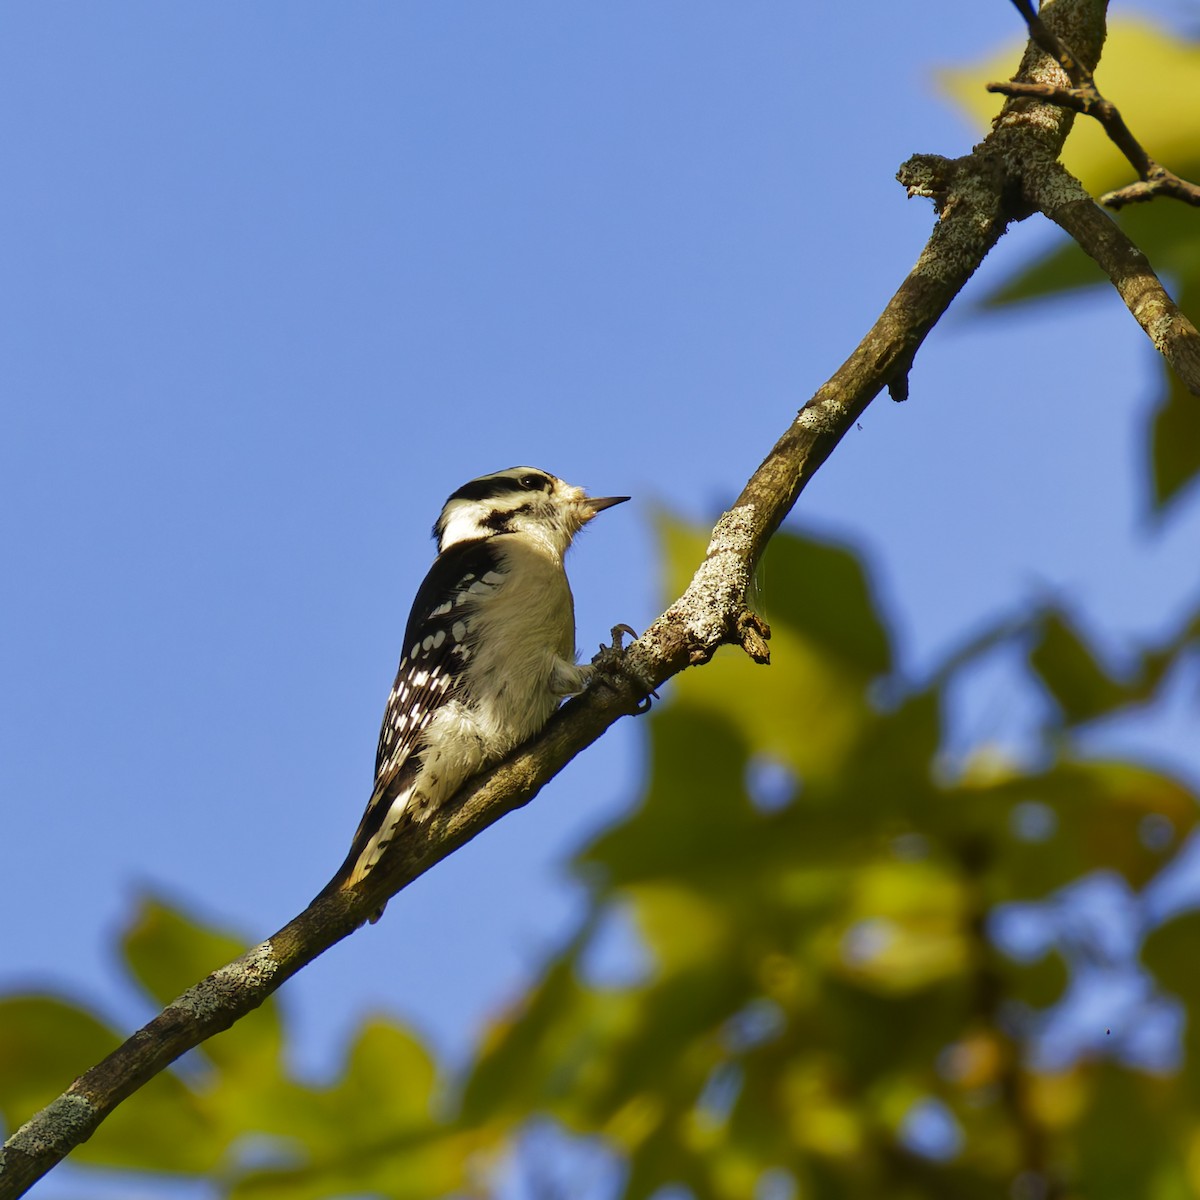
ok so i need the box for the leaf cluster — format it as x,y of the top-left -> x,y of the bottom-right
4,517 -> 1199,1200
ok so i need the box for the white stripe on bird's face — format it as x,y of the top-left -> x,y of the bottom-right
433,467 -> 622,557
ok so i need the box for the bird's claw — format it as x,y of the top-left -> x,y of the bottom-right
610,623 -> 638,651
593,623 -> 638,670
591,624 -> 658,714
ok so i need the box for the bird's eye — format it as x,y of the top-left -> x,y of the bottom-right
518,474 -> 544,491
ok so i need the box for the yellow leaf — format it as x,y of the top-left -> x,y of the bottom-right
939,20 -> 1200,192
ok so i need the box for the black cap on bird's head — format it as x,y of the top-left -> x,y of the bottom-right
434,467 -> 629,553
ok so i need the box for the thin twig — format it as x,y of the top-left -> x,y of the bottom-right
988,0 -> 1200,209
1100,168 -> 1200,211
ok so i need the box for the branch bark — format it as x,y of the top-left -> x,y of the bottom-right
3,1 -> 1188,1195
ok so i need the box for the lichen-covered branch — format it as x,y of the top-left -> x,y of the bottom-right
3,2 -> 1175,1196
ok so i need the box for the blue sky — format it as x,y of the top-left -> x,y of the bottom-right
3,3 -> 1199,1195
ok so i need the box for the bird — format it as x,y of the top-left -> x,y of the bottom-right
316,466 -> 629,917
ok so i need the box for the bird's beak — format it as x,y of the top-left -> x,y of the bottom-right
583,494 -> 631,516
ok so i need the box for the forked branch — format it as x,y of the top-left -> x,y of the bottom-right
987,0 -> 1200,208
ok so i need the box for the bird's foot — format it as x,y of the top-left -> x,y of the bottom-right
591,624 -> 658,714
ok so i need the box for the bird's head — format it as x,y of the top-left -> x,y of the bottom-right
434,467 -> 629,558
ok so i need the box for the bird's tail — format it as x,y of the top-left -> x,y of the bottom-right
311,781 -> 418,917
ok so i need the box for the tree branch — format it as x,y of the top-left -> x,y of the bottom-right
0,168 -> 1002,1196
987,0 -> 1200,209
2,1 -> 1172,1195
1025,163 -> 1200,394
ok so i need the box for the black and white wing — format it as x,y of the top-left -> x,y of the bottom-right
316,538 -> 506,899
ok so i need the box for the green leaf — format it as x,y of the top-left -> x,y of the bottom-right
1029,607 -> 1199,725
1029,611 -> 1130,723
0,995 -> 224,1171
749,525 -> 892,678
1074,1068 -> 1193,1200
981,236 -> 1108,308
230,1128 -> 470,1200
228,1022 -> 465,1200
77,1072 -> 225,1173
1143,910 -> 1200,1080
817,858 -> 972,995
460,959 -> 574,1124
1143,911 -> 1200,1003
980,202 -> 1200,314
577,706 -> 758,891
997,948 -> 1069,1011
0,996 -> 121,1128
1151,337 -> 1200,510
122,893 -> 284,1077
955,759 -> 1198,899
330,1019 -> 439,1131
657,517 -> 889,783
123,893 -> 247,1007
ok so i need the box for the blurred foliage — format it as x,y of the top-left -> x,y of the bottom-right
0,898 -> 474,1199
4,519 -> 1200,1199
941,18 -> 1200,513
